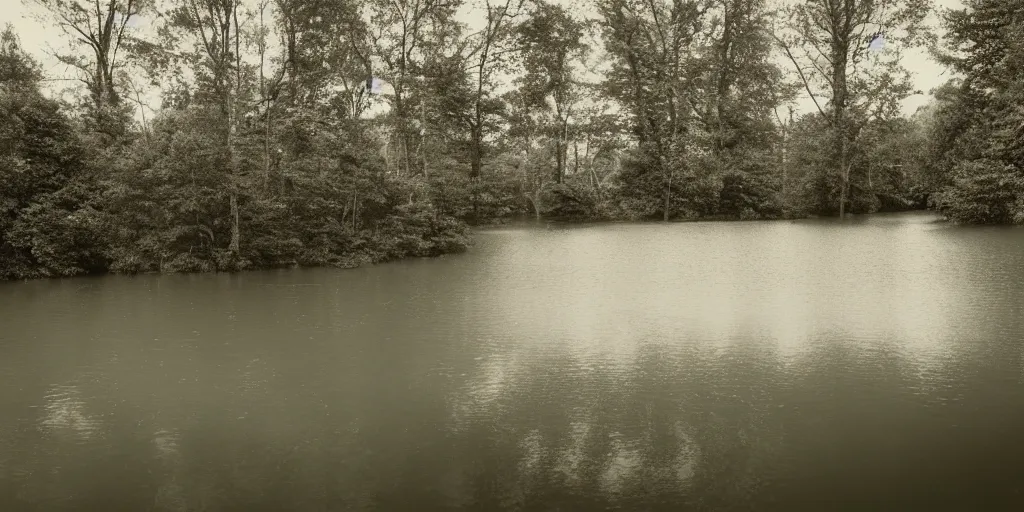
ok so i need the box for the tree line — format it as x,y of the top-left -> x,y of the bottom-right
1,0 -> 1021,279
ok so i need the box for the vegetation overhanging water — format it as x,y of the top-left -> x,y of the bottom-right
2,0 -> 1022,280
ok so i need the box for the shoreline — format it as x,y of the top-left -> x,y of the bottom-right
0,209 -> 949,283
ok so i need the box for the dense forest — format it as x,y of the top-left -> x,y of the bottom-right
1,0 -> 1021,279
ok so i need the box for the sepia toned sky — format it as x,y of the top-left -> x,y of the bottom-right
7,0 -> 964,119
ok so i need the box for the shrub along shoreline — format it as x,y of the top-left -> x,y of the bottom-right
0,164 -> 933,281
5,0 -> 1019,282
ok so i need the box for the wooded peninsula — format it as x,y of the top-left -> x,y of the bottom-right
1,0 -> 1021,279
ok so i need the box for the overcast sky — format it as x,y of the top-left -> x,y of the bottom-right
7,0 -> 964,118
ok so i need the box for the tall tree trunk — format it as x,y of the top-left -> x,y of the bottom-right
839,151 -> 848,218
259,1 -> 271,191
555,140 -> 564,184
393,91 -> 413,176
227,122 -> 241,257
225,89 -> 240,255
663,157 -> 672,222
779,107 -> 792,197
420,98 -> 429,178
663,187 -> 671,221
228,2 -> 241,255
229,188 -> 240,253
285,16 -> 298,101
470,124 -> 483,178
573,141 -> 581,178
264,109 -> 272,189
837,116 -> 850,217
402,133 -> 412,176
832,19 -> 850,219
95,3 -> 120,108
554,102 -> 570,184
715,3 -> 734,155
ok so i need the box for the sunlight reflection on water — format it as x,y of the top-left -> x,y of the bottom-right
3,213 -> 1024,510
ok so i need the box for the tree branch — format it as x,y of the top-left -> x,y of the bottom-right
773,32 -> 831,125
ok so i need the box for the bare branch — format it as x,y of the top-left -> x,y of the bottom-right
772,32 -> 831,125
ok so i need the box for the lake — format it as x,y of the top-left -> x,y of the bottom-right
2,211 -> 1024,511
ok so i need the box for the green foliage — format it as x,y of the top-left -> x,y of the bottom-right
9,0 -> 1024,283
540,182 -> 604,221
5,175 -> 109,277
516,1 -> 587,111
780,110 -> 932,217
610,150 -> 724,221
608,152 -> 668,220
0,25 -> 42,87
776,0 -> 933,216
97,107 -> 228,273
1,22 -> 474,281
428,169 -> 529,223
929,0 -> 1024,224
371,202 -> 471,261
718,171 -> 783,220
0,32 -> 109,279
932,161 -> 1024,224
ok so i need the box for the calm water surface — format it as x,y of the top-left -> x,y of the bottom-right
2,212 -> 1024,511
